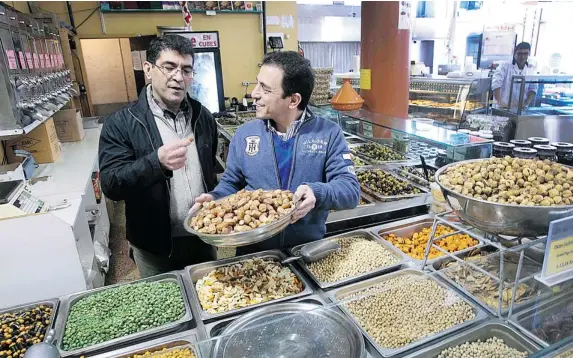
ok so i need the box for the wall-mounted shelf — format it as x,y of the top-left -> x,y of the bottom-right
100,8 -> 262,14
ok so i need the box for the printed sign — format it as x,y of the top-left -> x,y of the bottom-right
26,52 -> 33,69
360,69 -> 371,90
189,32 -> 219,48
536,216 -> 573,286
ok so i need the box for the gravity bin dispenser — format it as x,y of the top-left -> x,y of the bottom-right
0,3 -> 75,138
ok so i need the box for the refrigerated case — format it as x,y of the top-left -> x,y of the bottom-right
409,77 -> 491,127
492,75 -> 573,142
156,28 -> 225,113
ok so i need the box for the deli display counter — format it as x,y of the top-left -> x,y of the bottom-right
492,75 -> 573,143
408,77 -> 491,127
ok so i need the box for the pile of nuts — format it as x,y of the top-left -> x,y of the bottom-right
190,189 -> 295,234
306,236 -> 400,283
437,337 -> 528,358
358,169 -> 422,197
0,304 -> 53,358
196,258 -> 303,314
131,347 -> 196,358
345,275 -> 475,349
353,143 -> 406,162
382,225 -> 478,260
438,157 -> 573,206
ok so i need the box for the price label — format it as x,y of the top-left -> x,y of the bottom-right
536,216 -> 573,286
360,69 -> 371,90
26,52 -> 33,69
5,50 -> 17,69
34,53 -> 40,68
18,52 -> 26,69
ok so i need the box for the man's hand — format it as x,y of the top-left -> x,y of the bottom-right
291,185 -> 316,223
189,193 -> 214,215
158,138 -> 193,171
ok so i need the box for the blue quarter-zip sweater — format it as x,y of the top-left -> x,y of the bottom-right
210,109 -> 360,250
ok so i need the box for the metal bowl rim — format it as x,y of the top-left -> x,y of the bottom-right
435,158 -> 573,210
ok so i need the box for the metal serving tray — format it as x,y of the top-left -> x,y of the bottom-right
429,245 -> 499,272
389,164 -> 437,188
357,168 -> 431,203
402,319 -> 540,358
351,143 -> 412,165
328,268 -> 488,357
289,230 -> 407,289
184,250 -> 313,322
510,291 -> 573,348
433,250 -> 544,317
55,272 -> 192,357
0,298 -> 59,332
89,330 -> 199,358
372,216 -> 484,266
215,118 -> 242,127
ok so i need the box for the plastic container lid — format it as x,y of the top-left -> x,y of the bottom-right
551,142 -> 573,152
527,137 -> 550,144
533,145 -> 557,155
480,130 -> 493,135
479,134 -> 494,139
458,129 -> 471,134
470,131 -> 480,136
493,142 -> 515,149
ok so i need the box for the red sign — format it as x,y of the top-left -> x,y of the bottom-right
26,52 -> 34,69
5,50 -> 17,69
189,32 -> 219,49
19,52 -> 27,69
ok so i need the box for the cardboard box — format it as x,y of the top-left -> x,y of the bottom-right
53,109 -> 85,142
6,118 -> 61,164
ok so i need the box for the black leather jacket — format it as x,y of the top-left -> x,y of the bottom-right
98,88 -> 218,256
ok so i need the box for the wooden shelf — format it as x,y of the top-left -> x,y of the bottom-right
100,8 -> 262,14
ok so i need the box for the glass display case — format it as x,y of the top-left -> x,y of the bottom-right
310,105 -> 493,164
408,77 -> 492,126
492,75 -> 573,142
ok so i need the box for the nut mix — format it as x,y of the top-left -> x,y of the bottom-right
383,225 -> 478,260
345,275 -> 475,349
306,236 -> 400,283
190,189 -> 295,234
358,169 -> 422,197
195,258 -> 303,314
132,347 -> 196,358
62,282 -> 185,351
437,337 -> 527,358
353,143 -> 406,162
0,304 -> 53,358
438,157 -> 573,206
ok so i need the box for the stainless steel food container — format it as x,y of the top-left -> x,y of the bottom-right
0,298 -> 59,330
371,215 -> 484,266
215,118 -> 242,127
435,158 -> 573,236
431,248 -> 544,316
402,320 -> 540,358
350,143 -> 413,165
328,268 -> 488,357
203,295 -> 328,339
388,163 -> 437,188
184,194 -> 297,248
211,302 -> 366,358
89,330 -> 199,358
55,272 -> 192,357
428,245 -> 499,272
510,291 -> 573,348
357,168 -> 431,202
184,250 -> 313,322
288,230 -> 407,289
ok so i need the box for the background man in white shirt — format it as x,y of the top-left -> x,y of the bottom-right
492,42 -> 537,109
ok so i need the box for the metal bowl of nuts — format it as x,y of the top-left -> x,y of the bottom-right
436,158 -> 573,236
184,189 -> 297,247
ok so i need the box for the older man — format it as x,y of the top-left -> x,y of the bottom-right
99,35 -> 218,277
194,51 -> 360,253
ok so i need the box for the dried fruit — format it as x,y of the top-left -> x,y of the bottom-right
195,258 -> 303,314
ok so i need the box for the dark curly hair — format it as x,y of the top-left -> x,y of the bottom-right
147,35 -> 195,64
262,51 -> 315,110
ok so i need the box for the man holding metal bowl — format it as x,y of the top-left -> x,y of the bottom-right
191,51 -> 360,253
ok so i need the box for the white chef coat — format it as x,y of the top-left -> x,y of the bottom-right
491,61 -> 538,108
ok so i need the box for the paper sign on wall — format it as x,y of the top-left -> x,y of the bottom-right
26,52 -> 33,69
360,69 -> 371,90
536,216 -> 573,286
5,50 -> 17,69
398,1 -> 412,30
18,52 -> 26,69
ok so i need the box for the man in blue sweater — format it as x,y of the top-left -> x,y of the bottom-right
194,51 -> 360,252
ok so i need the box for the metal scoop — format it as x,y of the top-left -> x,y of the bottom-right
281,240 -> 341,265
24,329 -> 60,358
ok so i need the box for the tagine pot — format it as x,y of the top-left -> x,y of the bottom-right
330,78 -> 364,111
